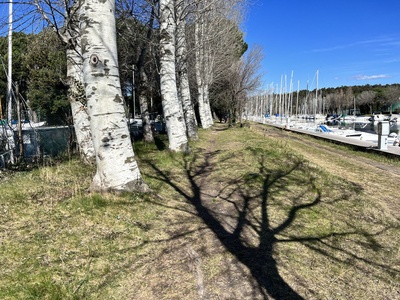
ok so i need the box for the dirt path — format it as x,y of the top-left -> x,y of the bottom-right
252,123 -> 400,176
199,122 -> 400,227
142,123 -> 400,300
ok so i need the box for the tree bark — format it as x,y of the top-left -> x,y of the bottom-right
194,9 -> 213,129
139,69 -> 154,143
137,0 -> 156,144
34,0 -> 96,163
80,0 -> 148,192
176,0 -> 198,140
159,0 -> 189,152
66,45 -> 95,163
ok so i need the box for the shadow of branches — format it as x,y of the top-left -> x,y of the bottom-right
145,145 -> 398,299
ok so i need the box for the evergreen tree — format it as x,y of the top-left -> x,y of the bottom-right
25,29 -> 69,124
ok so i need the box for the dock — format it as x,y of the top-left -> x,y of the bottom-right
261,121 -> 400,158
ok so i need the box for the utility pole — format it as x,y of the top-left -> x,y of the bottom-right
132,65 -> 136,119
7,0 -> 13,122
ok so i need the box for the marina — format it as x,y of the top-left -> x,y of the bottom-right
245,115 -> 400,158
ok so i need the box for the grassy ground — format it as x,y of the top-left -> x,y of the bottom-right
0,122 -> 399,299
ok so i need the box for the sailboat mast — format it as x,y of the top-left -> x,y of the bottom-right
284,74 -> 287,117
7,0 -> 13,122
296,80 -> 299,117
289,70 -> 293,116
314,69 -> 318,120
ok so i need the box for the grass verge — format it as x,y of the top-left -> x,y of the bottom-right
0,123 -> 399,299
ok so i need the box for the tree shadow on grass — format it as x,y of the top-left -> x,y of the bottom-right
154,136 -> 167,151
187,153 -> 307,299
146,147 -> 398,299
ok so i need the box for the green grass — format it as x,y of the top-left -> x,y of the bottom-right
0,124 -> 399,299
0,159 -> 164,299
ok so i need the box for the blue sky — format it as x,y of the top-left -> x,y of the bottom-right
243,0 -> 400,90
1,1 -> 399,91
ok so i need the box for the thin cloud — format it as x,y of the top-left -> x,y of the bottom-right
311,37 -> 398,53
353,74 -> 391,80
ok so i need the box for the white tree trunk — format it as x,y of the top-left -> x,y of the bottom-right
192,0 -> 245,128
139,70 -> 154,143
194,11 -> 213,129
176,0 -> 198,140
34,0 -> 95,163
203,83 -> 213,125
80,0 -> 148,192
66,46 -> 95,163
159,0 -> 189,152
178,69 -> 198,139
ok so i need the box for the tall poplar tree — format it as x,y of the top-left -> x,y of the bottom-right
34,0 -> 95,162
66,4 -> 95,162
159,0 -> 189,152
192,0 -> 246,129
176,0 -> 198,140
80,0 -> 148,192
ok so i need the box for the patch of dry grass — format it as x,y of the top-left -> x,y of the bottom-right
0,161 -> 166,299
1,124 -> 399,299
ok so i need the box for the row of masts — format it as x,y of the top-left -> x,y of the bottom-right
245,70 -> 323,121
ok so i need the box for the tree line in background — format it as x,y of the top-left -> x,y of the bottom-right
0,0 -> 262,192
0,30 -> 69,124
252,83 -> 400,118
318,84 -> 400,115
0,2 -> 249,126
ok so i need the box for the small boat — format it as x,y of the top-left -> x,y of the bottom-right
316,124 -> 361,137
368,114 -> 390,122
358,131 -> 398,145
10,120 -> 46,130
